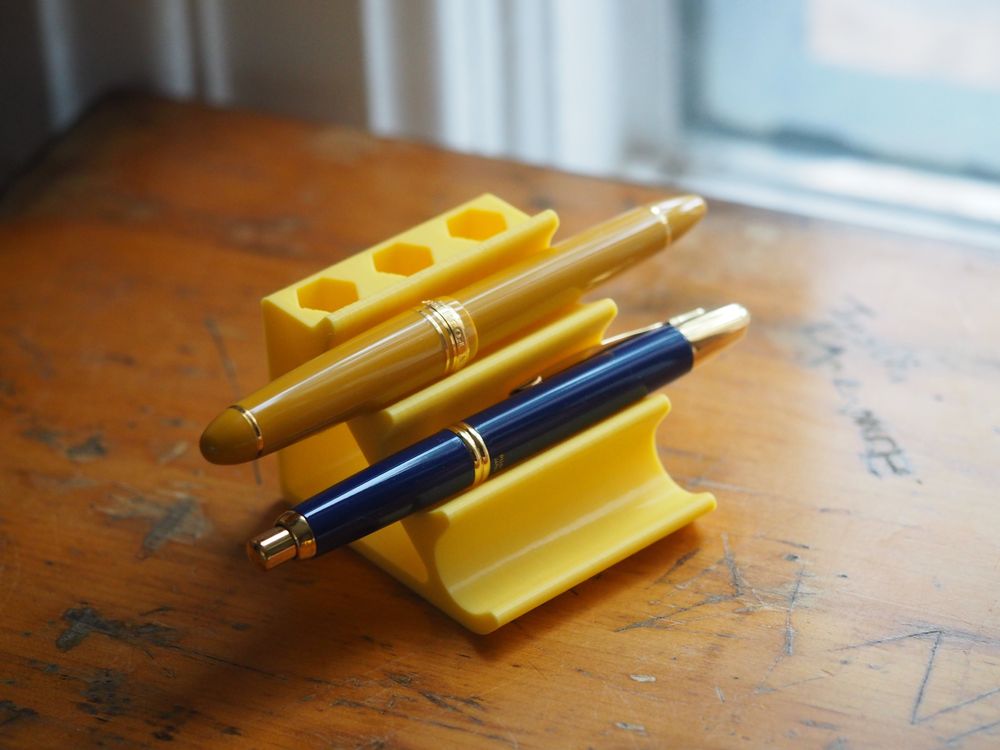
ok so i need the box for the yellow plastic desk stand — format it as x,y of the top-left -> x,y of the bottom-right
261,194 -> 716,634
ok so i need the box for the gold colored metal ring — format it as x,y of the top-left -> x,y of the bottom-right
647,203 -> 673,244
275,510 -> 316,560
447,421 -> 492,487
233,405 -> 264,458
418,299 -> 475,374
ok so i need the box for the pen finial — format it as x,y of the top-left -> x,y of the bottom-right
675,304 -> 750,366
201,406 -> 262,464
247,511 -> 316,571
247,527 -> 297,570
649,195 -> 707,243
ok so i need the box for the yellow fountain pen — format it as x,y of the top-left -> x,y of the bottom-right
200,196 -> 706,464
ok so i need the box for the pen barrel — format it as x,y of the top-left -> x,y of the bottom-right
461,207 -> 669,347
469,325 -> 693,473
243,309 -> 450,454
297,431 -> 475,554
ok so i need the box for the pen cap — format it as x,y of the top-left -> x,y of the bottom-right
460,197 -> 705,348
676,303 -> 750,366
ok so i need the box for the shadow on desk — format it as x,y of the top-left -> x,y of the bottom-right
134,516 -> 706,741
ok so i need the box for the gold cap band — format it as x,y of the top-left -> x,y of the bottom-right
275,510 -> 316,560
418,298 -> 478,374
233,405 -> 264,458
274,510 -> 316,560
448,421 -> 491,487
648,202 -> 673,244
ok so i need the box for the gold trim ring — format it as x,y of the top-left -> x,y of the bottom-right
448,421 -> 492,487
418,299 -> 477,374
275,510 -> 317,560
647,202 -> 673,244
233,405 -> 265,458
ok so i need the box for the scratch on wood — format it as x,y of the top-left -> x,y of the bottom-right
21,426 -> 60,448
614,722 -> 647,735
50,606 -> 284,680
101,489 -> 211,556
758,536 -> 811,550
836,629 -> 942,650
947,717 -> 1000,745
922,686 -> 1000,723
673,562 -> 719,590
157,440 -> 189,464
204,317 -> 240,396
799,295 -> 919,382
57,606 -> 179,652
178,648 -> 284,678
13,331 -> 54,378
141,498 -> 197,555
621,534 -> 776,631
615,594 -> 736,631
765,675 -> 830,695
139,605 -> 173,617
910,630 -> 943,724
21,428 -> 107,463
330,694 -> 514,748
0,700 -> 38,727
386,673 -> 485,724
838,626 -> 1000,728
76,669 -> 130,717
837,624 -> 1000,728
204,316 -> 263,486
149,705 -> 197,742
722,533 -> 747,597
794,298 -> 919,480
418,692 -> 484,723
852,409 -> 913,478
715,686 -> 725,703
681,477 -> 765,496
784,568 -> 805,656
754,567 -> 811,693
654,548 -> 700,584
629,674 -> 656,683
801,719 -> 838,730
65,434 -> 107,462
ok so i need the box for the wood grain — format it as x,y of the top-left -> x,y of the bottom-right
1,96 -> 998,749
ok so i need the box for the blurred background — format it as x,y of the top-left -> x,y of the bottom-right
4,0 -> 999,246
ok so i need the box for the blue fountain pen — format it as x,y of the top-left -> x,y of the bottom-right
247,304 -> 750,570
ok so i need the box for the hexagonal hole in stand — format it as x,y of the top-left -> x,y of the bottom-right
296,277 -> 359,312
446,209 -> 507,241
373,242 -> 434,276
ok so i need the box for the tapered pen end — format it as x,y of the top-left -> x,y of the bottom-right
200,406 -> 261,465
246,527 -> 297,571
650,194 -> 707,243
674,304 -> 750,366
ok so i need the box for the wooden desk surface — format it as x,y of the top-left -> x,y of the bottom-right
1,97 -> 998,749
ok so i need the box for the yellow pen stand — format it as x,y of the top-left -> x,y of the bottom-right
261,194 -> 716,634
